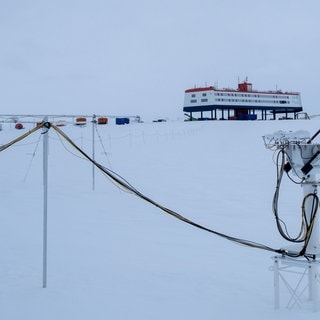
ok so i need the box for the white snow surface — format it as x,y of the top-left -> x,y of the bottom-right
1,118 -> 320,319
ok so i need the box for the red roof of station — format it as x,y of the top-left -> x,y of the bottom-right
185,82 -> 299,95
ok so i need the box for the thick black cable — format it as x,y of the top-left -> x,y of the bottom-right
0,122 -> 45,152
272,148 -> 320,258
272,149 -> 307,242
51,123 -> 284,255
307,129 -> 320,144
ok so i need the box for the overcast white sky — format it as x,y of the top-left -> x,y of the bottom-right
1,0 -> 319,120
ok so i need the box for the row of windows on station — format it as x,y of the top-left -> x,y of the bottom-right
190,92 -> 291,99
190,98 -> 290,104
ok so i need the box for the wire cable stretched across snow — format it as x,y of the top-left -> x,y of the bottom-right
0,123 -> 44,152
49,123 -> 285,255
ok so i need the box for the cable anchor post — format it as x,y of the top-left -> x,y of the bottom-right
42,116 -> 49,288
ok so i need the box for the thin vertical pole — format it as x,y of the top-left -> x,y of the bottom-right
92,115 -> 96,191
309,265 -> 313,301
309,263 -> 319,312
274,256 -> 280,309
42,117 -> 49,288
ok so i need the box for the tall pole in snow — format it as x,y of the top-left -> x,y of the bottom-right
42,117 -> 49,288
92,115 -> 96,191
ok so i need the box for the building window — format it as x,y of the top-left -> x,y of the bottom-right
190,99 -> 197,103
191,94 -> 196,98
201,98 -> 208,102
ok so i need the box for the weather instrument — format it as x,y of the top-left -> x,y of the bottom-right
263,128 -> 320,310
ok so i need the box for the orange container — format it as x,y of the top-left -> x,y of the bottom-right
75,117 -> 87,125
98,117 -> 108,124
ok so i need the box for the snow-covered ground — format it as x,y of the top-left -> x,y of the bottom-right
1,118 -> 320,319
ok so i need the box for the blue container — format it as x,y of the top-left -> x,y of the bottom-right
116,117 -> 130,125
